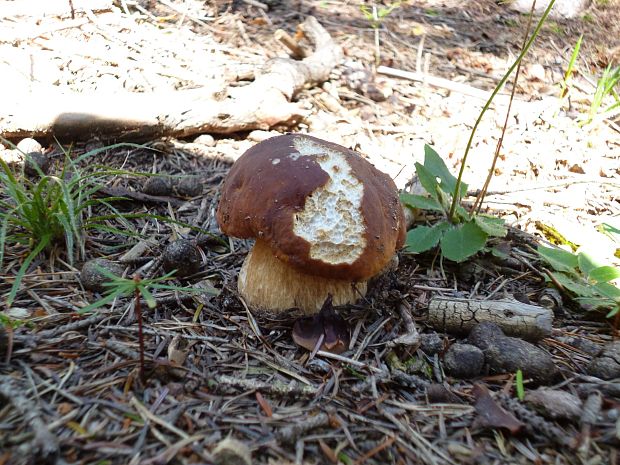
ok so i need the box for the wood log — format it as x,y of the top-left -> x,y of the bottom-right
427,297 -> 553,341
0,16 -> 341,142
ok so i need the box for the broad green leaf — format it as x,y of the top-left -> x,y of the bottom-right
576,296 -> 616,311
399,193 -> 443,212
423,144 -> 467,198
440,222 -> 487,262
594,282 -> 620,300
577,251 -> 603,276
414,163 -> 440,200
474,215 -> 507,237
405,222 -> 449,253
537,245 -> 578,273
588,266 -> 620,283
607,305 -> 620,318
551,272 -> 595,298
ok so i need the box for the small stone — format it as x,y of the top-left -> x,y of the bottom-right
162,240 -> 201,278
80,258 -> 125,293
23,152 -> 50,176
176,175 -> 202,197
16,138 -> 42,154
193,134 -> 216,147
142,176 -> 173,196
444,343 -> 484,379
469,322 -> 559,384
420,332 -> 444,355
587,341 -> 620,380
525,388 -> 582,420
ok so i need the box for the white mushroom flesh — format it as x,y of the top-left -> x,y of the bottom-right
291,137 -> 366,265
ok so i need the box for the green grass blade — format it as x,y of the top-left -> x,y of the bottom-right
448,0 -> 557,221
6,237 -> 49,306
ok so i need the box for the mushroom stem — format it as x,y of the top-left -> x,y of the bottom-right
238,239 -> 366,314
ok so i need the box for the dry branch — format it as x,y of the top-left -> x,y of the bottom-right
427,297 -> 553,341
0,16 -> 342,142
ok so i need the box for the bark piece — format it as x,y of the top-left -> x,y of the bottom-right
1,16 -> 341,142
427,297 -> 553,341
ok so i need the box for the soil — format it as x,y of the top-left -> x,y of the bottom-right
1,1 -> 620,464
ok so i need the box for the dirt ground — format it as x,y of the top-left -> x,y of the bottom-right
1,0 -> 620,464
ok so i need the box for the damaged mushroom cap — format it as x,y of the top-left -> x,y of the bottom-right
216,133 -> 405,313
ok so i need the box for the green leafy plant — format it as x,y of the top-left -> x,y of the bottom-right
401,145 -> 507,262
537,245 -> 620,316
402,1 -> 559,262
0,142 -> 140,306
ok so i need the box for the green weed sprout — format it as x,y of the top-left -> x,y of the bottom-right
401,146 -> 507,262
401,0 -> 557,262
515,369 -> 525,401
79,267 -> 218,314
360,2 -> 401,65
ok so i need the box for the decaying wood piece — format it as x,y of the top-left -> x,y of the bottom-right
427,297 -> 553,341
0,16 -> 341,142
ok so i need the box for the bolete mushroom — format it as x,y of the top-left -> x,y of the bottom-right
216,133 -> 405,314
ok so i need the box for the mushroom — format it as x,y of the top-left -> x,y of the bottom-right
216,133 -> 405,314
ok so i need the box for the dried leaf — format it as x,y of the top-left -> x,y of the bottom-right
292,295 -> 349,354
472,384 -> 523,434
167,335 -> 188,366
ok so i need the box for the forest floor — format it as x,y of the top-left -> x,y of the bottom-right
1,0 -> 619,464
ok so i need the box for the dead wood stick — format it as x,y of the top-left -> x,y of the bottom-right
276,412 -> 331,444
377,65 -> 514,101
1,16 -> 342,142
427,297 -> 553,341
275,29 -> 310,59
387,301 -> 420,348
213,374 -> 318,397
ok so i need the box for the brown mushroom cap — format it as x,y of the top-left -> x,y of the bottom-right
216,133 -> 405,281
